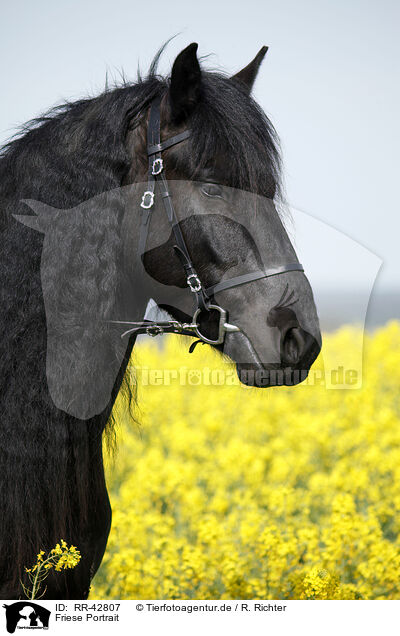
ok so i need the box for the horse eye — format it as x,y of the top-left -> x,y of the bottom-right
201,183 -> 223,198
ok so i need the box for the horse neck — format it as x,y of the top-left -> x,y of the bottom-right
0,134 -> 132,596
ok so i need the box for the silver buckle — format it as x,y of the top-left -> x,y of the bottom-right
187,274 -> 202,293
141,191 -> 155,209
170,321 -> 183,332
151,158 -> 163,175
146,325 -> 164,337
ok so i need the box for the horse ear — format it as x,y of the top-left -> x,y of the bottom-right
169,43 -> 202,123
231,46 -> 269,93
13,200 -> 57,233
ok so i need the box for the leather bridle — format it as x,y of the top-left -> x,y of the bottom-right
111,96 -> 304,346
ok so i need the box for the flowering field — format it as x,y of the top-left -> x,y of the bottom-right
91,322 -> 400,600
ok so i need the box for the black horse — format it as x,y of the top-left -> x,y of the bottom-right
0,43 -> 321,599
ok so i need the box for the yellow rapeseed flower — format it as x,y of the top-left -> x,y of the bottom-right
22,541 -> 81,599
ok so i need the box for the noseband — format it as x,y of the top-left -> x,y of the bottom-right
112,96 -> 304,346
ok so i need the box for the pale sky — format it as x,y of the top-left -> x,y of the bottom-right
0,0 -> 398,292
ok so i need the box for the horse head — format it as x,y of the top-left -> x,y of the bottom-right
124,44 -> 321,387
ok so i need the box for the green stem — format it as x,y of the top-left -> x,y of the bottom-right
29,556 -> 53,599
30,564 -> 42,600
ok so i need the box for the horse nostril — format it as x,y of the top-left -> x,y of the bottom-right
281,327 -> 305,366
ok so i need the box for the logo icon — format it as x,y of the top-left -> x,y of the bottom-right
3,602 -> 50,633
